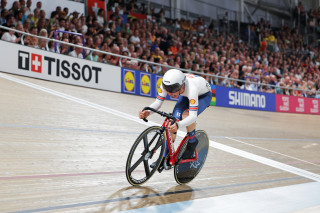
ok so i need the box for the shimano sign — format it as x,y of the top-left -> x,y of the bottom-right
229,91 -> 266,108
216,86 -> 276,112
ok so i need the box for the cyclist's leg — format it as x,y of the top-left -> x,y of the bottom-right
171,96 -> 189,143
182,116 -> 198,159
182,92 -> 212,159
197,91 -> 213,116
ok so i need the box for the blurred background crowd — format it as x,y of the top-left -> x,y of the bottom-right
1,0 -> 320,98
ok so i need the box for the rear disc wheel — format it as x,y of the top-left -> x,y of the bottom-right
174,130 -> 209,184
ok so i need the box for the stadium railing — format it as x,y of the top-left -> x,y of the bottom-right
0,25 -> 318,99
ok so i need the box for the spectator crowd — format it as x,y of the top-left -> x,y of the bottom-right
0,0 -> 319,98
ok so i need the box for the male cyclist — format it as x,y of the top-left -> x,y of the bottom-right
139,69 -> 212,169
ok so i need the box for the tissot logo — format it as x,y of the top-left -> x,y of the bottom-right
18,50 -> 102,83
18,51 -> 29,70
18,51 -> 42,73
31,53 -> 42,73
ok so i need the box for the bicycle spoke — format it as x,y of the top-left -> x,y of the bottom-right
143,135 -> 149,152
148,132 -> 160,147
129,155 -> 144,173
143,160 -> 150,176
151,135 -> 164,153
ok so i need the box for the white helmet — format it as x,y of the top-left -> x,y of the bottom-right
162,69 -> 186,93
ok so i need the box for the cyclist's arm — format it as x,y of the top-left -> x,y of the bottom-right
177,110 -> 197,128
148,84 -> 167,113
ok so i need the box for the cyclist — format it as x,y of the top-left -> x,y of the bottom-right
139,69 -> 212,169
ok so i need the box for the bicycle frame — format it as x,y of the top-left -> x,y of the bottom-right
162,117 -> 198,166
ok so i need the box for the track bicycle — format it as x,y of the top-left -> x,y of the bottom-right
126,107 -> 209,185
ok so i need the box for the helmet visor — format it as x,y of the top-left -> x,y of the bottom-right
162,82 -> 181,93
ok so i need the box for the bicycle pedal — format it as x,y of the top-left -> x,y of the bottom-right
150,161 -> 157,169
153,157 -> 165,173
157,165 -> 164,173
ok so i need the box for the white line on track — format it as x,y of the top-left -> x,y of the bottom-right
1,73 -> 320,182
226,137 -> 320,168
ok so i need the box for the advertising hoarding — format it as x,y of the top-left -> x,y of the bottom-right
121,68 -> 177,101
0,40 -> 121,92
215,86 -> 276,112
276,95 -> 320,114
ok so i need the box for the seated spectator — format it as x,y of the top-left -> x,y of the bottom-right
168,40 -> 178,58
109,44 -> 120,66
23,17 -> 31,32
152,57 -> 163,74
129,29 -> 140,47
129,59 -> 139,70
1,24 -> 19,42
59,38 -> 70,55
115,17 -> 123,33
0,8 -> 7,25
31,8 -> 40,27
37,28 -> 47,50
250,77 -> 259,91
119,50 -> 129,67
62,7 -> 69,18
240,77 -> 253,91
2,13 -> 15,32
25,0 -> 32,16
0,0 -> 7,14
139,61 -> 153,73
9,1 -> 20,16
68,42 -> 83,58
36,1 -> 42,10
26,26 -> 38,47
86,48 -> 100,62
228,70 -> 241,89
152,47 -> 162,61
96,8 -> 105,28
15,21 -> 24,40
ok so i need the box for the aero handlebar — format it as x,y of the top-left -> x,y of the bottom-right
142,107 -> 177,125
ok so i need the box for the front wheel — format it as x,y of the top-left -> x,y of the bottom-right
126,126 -> 165,186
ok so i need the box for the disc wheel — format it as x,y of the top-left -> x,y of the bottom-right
174,130 -> 209,184
126,126 -> 165,186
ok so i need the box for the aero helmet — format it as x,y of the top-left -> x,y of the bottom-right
162,69 -> 186,93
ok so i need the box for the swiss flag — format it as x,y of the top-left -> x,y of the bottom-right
31,54 -> 42,73
86,0 -> 107,18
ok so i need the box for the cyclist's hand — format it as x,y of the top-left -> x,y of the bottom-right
139,110 -> 150,119
168,123 -> 178,134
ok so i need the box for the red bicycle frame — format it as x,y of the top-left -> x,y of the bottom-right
161,117 -> 198,166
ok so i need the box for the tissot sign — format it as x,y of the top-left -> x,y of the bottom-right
0,40 -> 121,92
18,50 -> 101,83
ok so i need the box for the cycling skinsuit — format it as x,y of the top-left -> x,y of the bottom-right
148,74 -> 212,128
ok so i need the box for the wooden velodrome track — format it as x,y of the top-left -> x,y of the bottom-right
0,72 -> 320,213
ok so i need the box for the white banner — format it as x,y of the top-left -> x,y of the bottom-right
0,40 -> 121,92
